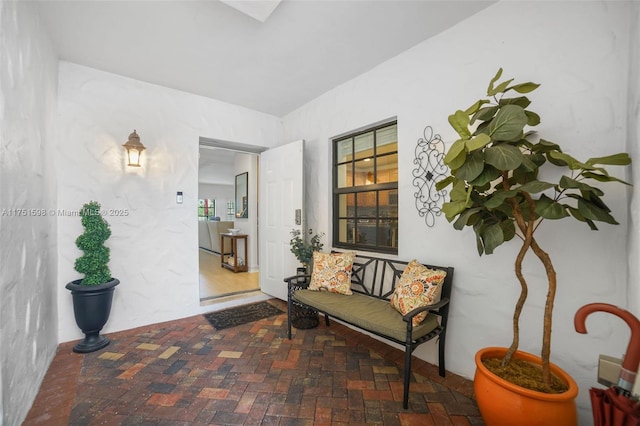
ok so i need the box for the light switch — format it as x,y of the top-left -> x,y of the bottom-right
598,354 -> 622,387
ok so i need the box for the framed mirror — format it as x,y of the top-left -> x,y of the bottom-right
235,172 -> 248,218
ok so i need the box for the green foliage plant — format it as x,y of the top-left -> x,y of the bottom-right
74,201 -> 112,285
436,69 -> 631,390
289,228 -> 325,266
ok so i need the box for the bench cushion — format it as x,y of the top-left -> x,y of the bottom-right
294,289 -> 439,342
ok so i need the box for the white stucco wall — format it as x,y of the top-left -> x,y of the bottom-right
0,1 -> 59,424
282,2 -> 635,423
56,62 -> 282,343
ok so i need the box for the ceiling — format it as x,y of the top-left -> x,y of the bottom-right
36,0 -> 495,117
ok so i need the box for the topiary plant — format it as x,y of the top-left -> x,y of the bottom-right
436,68 -> 631,391
74,201 -> 112,285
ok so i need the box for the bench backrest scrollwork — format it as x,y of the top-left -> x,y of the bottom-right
334,252 -> 454,306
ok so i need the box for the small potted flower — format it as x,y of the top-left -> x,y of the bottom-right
289,228 -> 324,276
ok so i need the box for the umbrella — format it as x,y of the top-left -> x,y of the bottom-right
575,303 -> 640,426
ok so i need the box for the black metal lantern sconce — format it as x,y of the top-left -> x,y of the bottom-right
123,130 -> 146,167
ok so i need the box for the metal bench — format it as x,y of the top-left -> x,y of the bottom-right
284,253 -> 454,409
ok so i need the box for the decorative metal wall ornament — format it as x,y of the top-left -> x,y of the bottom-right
412,126 -> 449,227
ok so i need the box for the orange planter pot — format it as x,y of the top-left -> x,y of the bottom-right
474,347 -> 578,426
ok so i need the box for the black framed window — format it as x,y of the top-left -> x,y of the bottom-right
333,121 -> 398,253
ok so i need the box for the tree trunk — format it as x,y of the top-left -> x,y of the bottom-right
529,238 -> 556,386
503,191 -> 536,365
505,190 -> 556,387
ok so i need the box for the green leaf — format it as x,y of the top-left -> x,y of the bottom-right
548,150 -> 594,170
484,189 -> 518,209
456,151 -> 485,182
509,82 -> 540,94
475,234 -> 484,256
435,175 -> 454,192
569,192 -> 611,212
488,105 -> 528,141
469,165 -> 501,187
586,153 -> 632,166
448,110 -> 471,139
489,79 -> 514,96
498,96 -> 531,109
471,106 -> 499,124
587,192 -> 611,211
487,68 -> 503,96
465,99 -> 490,115
512,168 -> 538,185
465,133 -> 492,152
473,121 -> 490,137
443,139 -> 466,165
559,175 -> 604,196
582,172 -> 631,185
485,144 -> 523,170
449,180 -> 469,202
525,110 -> 541,126
518,155 -> 539,172
482,223 -> 505,254
517,180 -> 555,193
500,220 -> 516,242
442,201 -> 468,222
577,199 -> 619,224
534,194 -> 569,219
532,139 -> 561,154
568,207 -> 598,230
512,154 -> 542,184
453,207 -> 482,230
447,149 -> 468,171
529,153 -> 547,167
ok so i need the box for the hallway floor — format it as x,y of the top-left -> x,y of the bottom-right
24,299 -> 483,425
199,249 -> 259,301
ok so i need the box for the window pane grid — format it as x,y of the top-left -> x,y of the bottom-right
198,199 -> 216,220
333,121 -> 398,253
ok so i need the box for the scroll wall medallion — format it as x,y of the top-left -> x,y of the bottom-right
412,126 -> 449,227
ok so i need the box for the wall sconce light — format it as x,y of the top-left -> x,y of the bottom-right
123,130 -> 146,167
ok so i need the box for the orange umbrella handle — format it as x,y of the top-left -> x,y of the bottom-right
575,303 -> 640,392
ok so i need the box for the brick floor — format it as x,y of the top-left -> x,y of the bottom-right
24,299 -> 484,425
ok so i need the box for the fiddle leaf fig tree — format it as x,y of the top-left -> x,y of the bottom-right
436,68 -> 631,390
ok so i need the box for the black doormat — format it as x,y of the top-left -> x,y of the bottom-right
204,301 -> 284,330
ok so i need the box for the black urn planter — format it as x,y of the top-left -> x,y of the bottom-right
66,278 -> 119,353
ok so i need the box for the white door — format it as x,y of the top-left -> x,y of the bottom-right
259,140 -> 304,300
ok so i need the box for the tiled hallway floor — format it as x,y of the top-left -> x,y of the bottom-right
24,299 -> 483,425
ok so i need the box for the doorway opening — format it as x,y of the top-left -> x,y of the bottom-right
198,137 -> 265,303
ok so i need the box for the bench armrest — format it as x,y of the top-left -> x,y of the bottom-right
284,274 -> 311,289
402,297 -> 450,323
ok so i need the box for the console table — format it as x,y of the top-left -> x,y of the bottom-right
220,234 -> 248,273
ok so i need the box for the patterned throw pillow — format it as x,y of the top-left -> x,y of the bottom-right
308,251 -> 355,295
390,260 -> 447,326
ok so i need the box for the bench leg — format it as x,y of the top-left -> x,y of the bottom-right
438,331 -> 446,377
287,296 -> 293,340
403,347 -> 412,409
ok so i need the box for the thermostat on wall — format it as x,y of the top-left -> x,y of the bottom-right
176,191 -> 183,204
